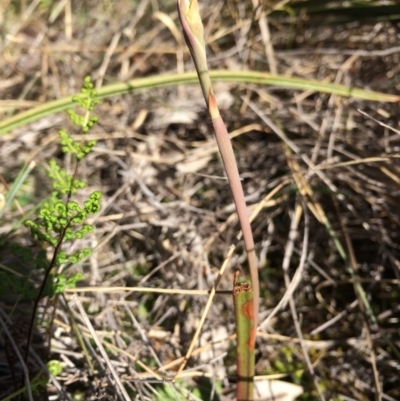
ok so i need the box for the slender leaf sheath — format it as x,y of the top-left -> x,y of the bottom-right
233,271 -> 255,401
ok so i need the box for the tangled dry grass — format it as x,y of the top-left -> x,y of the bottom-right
1,1 -> 400,400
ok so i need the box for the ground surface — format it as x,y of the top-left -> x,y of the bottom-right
1,1 -> 400,400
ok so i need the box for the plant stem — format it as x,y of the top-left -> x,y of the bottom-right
233,271 -> 255,401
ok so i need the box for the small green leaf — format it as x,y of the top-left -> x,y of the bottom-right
47,360 -> 63,376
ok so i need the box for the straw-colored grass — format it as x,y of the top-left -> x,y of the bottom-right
1,1 -> 400,400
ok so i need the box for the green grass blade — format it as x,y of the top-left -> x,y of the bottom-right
0,70 -> 398,136
0,161 -> 35,220
275,1 -> 400,22
233,272 -> 255,401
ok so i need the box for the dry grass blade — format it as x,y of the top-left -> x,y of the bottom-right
174,244 -> 235,379
65,286 -> 210,295
70,294 -> 131,401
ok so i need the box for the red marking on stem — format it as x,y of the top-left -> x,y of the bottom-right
242,299 -> 254,321
208,90 -> 216,108
242,300 -> 255,349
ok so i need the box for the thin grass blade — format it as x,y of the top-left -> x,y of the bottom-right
1,71 -> 398,137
